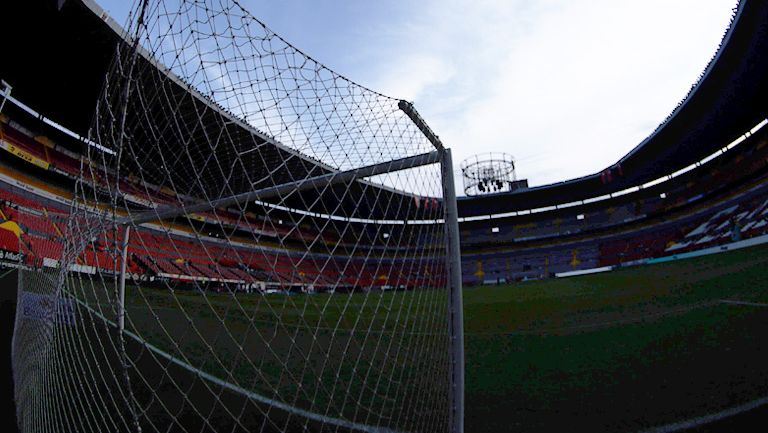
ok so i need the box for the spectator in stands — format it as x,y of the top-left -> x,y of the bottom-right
730,216 -> 742,242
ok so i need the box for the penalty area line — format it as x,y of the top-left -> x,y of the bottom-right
719,299 -> 768,308
635,395 -> 768,433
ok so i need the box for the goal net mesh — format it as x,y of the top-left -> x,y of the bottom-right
12,1 -> 452,432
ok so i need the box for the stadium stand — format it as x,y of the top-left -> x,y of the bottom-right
459,123 -> 768,284
0,114 -> 447,293
0,0 -> 766,292
2,77 -> 768,289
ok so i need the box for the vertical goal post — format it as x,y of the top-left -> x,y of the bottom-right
400,100 -> 465,433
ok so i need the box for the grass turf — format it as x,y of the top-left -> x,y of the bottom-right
464,243 -> 768,432
55,242 -> 768,432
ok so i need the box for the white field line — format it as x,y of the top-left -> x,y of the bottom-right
719,299 -> 768,308
468,301 -> 719,336
70,297 -> 400,433
635,395 -> 768,433
631,299 -> 768,432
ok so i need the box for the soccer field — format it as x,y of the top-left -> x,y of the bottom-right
32,242 -> 768,432
464,243 -> 768,432
58,272 -> 450,432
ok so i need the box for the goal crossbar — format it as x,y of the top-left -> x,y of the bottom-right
117,150 -> 441,226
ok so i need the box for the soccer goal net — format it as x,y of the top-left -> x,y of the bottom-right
12,1 -> 463,432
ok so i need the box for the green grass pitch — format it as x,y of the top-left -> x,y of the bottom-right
57,243 -> 768,432
465,243 -> 768,432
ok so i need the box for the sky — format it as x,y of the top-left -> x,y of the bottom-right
98,0 -> 739,191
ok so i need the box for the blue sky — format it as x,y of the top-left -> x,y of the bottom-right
98,0 -> 738,189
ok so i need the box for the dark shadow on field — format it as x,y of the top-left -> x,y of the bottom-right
463,244 -> 768,433
28,273 -> 449,432
125,332 -> 342,433
466,308 -> 768,433
13,269 -> 362,432
118,290 -> 449,432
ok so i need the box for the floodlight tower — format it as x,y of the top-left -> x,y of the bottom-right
461,153 -> 522,196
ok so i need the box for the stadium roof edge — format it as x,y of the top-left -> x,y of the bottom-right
0,0 -> 443,223
77,0 -> 339,175
1,1 -> 765,219
459,0 -> 768,217
617,1 -> 746,165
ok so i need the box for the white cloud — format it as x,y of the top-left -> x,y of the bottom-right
375,55 -> 456,101
99,0 -> 739,192
361,0 -> 738,190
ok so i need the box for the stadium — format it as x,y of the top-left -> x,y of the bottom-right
0,1 -> 767,432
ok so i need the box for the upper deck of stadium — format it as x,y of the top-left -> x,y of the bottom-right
1,0 -> 767,221
459,0 -> 768,217
0,0 -> 440,223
